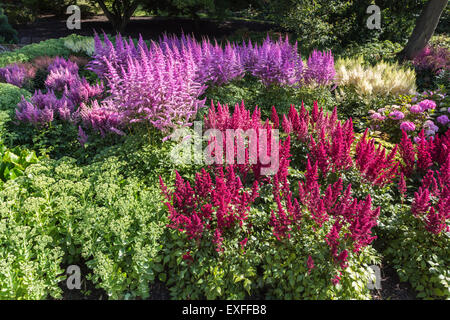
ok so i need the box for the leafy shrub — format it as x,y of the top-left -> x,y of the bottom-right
0,37 -> 73,68
63,34 -> 95,56
0,142 -> 39,184
0,82 -> 31,111
0,7 -> 18,44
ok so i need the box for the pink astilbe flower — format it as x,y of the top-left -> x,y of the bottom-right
78,100 -> 125,136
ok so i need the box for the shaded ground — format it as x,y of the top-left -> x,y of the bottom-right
371,262 -> 417,300
13,15 -> 275,45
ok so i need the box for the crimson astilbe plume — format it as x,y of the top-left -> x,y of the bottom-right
399,130 -> 416,176
411,166 -> 450,235
204,101 -> 291,182
204,100 -> 261,132
304,50 -> 336,86
272,158 -> 381,271
248,35 -> 303,86
159,166 -> 259,252
432,129 -> 450,166
416,130 -> 434,172
0,63 -> 35,87
308,119 -> 354,177
355,129 -> 399,186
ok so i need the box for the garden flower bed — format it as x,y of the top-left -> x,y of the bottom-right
0,32 -> 448,300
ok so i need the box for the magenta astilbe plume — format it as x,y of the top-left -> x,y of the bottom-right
201,41 -> 244,85
355,129 -> 399,186
304,50 -> 336,86
65,77 -> 104,106
160,166 -> 259,252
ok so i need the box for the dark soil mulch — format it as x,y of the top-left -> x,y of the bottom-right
13,15 -> 275,45
370,263 -> 417,300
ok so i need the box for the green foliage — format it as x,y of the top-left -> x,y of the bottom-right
0,37 -> 73,68
0,7 -> 18,44
0,83 -> 31,111
64,34 -> 95,56
338,40 -> 403,65
0,142 -> 39,184
382,206 -> 450,299
203,76 -> 337,118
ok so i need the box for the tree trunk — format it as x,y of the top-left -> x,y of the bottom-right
93,0 -> 140,33
399,0 -> 448,61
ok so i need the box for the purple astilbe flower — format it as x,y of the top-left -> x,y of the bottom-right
249,35 -> 303,86
436,115 -> 449,125
87,33 -> 141,78
65,78 -> 104,106
400,121 -> 416,132
200,41 -> 244,85
48,56 -> 79,74
419,99 -> 436,111
15,97 -> 54,125
304,50 -> 336,86
103,39 -> 205,132
78,100 -> 125,136
45,67 -> 80,91
0,64 -> 34,87
389,110 -> 405,120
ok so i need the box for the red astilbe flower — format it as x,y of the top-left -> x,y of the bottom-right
204,101 -> 291,183
355,129 -> 399,186
399,130 -> 416,177
416,130 -> 434,172
411,154 -> 450,235
398,172 -> 407,201
160,166 -> 259,252
271,158 -> 381,273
